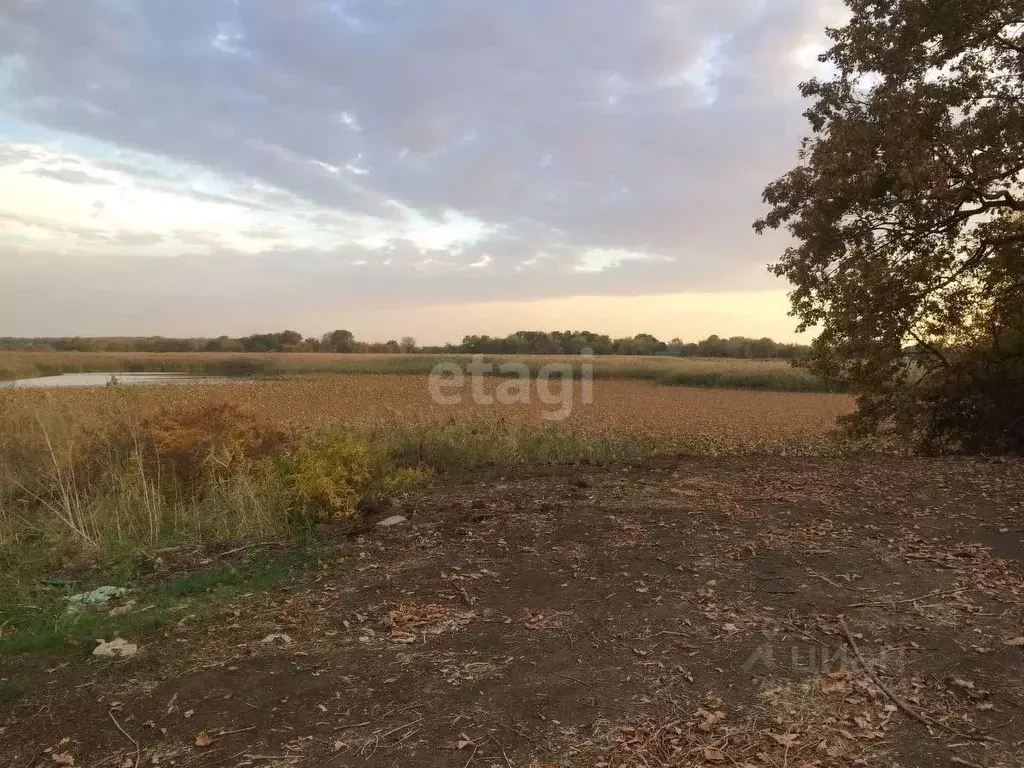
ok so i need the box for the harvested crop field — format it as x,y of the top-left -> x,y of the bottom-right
3,456 -> 1023,767
0,374 -> 856,454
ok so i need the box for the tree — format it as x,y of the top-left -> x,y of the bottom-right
399,336 -> 417,353
756,0 -> 1024,453
322,329 -> 356,353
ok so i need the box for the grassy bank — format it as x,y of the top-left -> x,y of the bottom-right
0,396 -> 671,654
0,350 -> 841,392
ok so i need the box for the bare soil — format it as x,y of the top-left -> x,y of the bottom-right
3,457 -> 1024,767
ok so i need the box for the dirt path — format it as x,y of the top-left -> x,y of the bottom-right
3,457 -> 1024,767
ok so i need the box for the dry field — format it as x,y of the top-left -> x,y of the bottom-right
0,374 -> 855,455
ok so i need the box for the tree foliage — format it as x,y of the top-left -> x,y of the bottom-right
756,0 -> 1024,453
0,331 -> 811,359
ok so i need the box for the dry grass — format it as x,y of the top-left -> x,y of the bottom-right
0,374 -> 854,455
0,373 -> 856,578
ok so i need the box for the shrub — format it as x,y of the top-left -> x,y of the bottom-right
140,401 -> 287,485
280,432 -> 372,526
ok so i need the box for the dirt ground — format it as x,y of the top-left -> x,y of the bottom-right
3,457 -> 1024,768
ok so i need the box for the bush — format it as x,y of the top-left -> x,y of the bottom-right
916,349 -> 1024,455
140,402 -> 287,485
280,432 -> 372,526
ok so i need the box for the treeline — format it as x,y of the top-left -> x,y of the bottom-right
457,331 -> 810,358
0,330 -> 810,359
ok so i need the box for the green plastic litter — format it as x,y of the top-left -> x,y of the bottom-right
67,586 -> 128,605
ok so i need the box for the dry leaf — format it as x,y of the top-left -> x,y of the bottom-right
51,755 -> 75,766
195,731 -> 214,748
697,708 -> 726,732
1003,636 -> 1024,647
702,746 -> 726,762
768,732 -> 799,748
819,676 -> 847,694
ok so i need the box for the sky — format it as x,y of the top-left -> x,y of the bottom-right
0,0 -> 845,345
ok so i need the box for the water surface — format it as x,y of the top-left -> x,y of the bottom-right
0,372 -> 230,389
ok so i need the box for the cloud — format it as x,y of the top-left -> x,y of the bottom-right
0,0 -> 845,338
30,166 -> 113,185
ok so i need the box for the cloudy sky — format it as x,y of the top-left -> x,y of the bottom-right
0,0 -> 844,344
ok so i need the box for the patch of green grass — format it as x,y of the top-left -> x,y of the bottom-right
0,547 -> 326,655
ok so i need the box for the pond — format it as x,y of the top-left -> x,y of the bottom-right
0,372 -> 233,389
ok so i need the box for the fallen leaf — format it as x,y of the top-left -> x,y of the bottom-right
261,633 -> 293,645
195,731 -> 214,748
768,732 -> 799,748
702,746 -> 726,762
51,755 -> 74,766
819,676 -> 847,695
697,709 -> 726,732
1003,636 -> 1024,647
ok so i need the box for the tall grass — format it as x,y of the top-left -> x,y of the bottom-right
0,396 -> 668,586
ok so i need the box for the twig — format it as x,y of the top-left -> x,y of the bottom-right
108,709 -> 142,768
493,738 -> 514,768
373,716 -> 424,744
847,587 -> 966,609
216,725 -> 256,737
808,569 -> 872,593
216,540 -> 285,558
462,737 -> 489,768
839,617 -> 995,744
557,673 -> 593,687
950,758 -> 984,768
840,618 -> 935,729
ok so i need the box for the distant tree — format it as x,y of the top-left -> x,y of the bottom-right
322,329 -> 356,353
399,336 -> 417,353
756,0 -> 1024,452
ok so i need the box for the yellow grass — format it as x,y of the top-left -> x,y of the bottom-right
0,374 -> 855,454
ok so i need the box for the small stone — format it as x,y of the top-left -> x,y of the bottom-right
93,638 -> 138,658
376,515 -> 408,528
